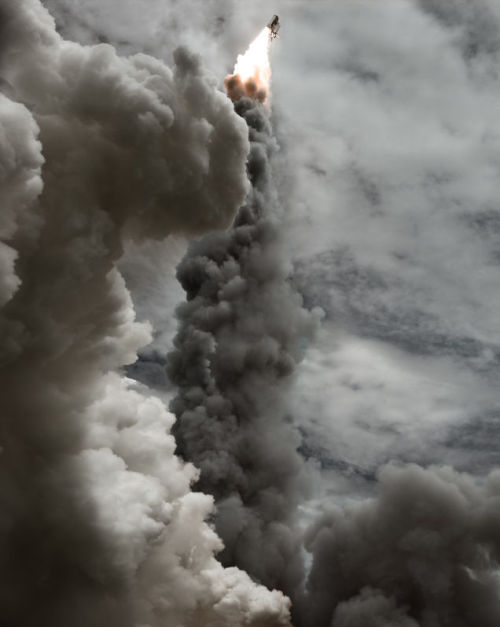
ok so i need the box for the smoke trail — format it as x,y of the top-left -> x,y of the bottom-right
0,1 -> 291,625
167,70 -> 319,610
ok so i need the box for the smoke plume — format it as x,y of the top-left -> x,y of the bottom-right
303,462 -> 500,627
167,73 -> 319,609
0,0 -> 292,624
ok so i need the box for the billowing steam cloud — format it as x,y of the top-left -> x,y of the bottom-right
0,0 -> 292,624
167,65 -> 319,610
303,463 -> 500,627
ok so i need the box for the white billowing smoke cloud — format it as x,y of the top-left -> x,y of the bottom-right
0,0 -> 292,625
0,93 -> 42,307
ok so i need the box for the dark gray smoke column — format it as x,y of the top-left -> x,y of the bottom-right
168,72 -> 318,604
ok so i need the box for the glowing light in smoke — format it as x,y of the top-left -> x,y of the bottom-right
233,27 -> 271,93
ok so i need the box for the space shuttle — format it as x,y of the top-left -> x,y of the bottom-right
267,15 -> 280,39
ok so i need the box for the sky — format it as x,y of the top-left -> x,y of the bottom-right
4,0 -> 500,625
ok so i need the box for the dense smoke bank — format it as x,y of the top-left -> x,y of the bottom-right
303,463 -> 500,627
167,76 -> 318,611
0,1 -> 292,625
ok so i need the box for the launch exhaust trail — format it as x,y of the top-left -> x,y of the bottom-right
226,25 -> 273,104
168,22 -> 319,624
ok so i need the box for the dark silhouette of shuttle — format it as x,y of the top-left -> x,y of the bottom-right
267,15 -> 280,39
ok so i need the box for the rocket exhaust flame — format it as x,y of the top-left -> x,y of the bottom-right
226,27 -> 271,103
234,27 -> 271,88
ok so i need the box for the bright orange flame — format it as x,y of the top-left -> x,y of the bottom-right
233,27 -> 271,96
